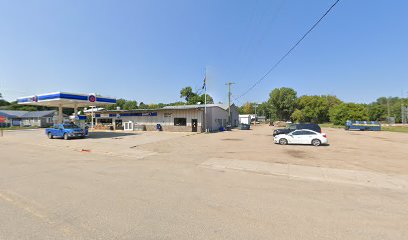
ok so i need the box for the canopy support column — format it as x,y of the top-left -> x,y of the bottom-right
74,104 -> 78,124
58,105 -> 63,124
74,105 -> 78,118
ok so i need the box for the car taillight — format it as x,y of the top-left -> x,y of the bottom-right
322,134 -> 327,138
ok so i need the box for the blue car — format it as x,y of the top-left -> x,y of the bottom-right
45,123 -> 85,140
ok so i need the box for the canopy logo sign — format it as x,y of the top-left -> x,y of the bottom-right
88,94 -> 96,103
28,95 -> 38,102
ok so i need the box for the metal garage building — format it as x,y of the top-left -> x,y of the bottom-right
94,104 -> 239,132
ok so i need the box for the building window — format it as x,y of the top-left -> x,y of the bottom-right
98,118 -> 113,125
174,118 -> 187,126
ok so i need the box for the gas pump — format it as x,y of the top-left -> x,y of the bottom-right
75,115 -> 89,136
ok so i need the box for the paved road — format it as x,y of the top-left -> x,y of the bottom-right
1,127 -> 407,239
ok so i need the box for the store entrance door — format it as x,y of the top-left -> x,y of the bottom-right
124,121 -> 133,131
192,119 -> 198,132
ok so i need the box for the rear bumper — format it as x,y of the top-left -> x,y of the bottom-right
321,138 -> 329,144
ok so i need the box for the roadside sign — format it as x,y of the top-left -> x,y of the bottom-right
0,116 -> 5,123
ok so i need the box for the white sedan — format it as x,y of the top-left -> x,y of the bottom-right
274,129 -> 328,146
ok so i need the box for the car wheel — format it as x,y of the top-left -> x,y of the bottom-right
63,133 -> 69,140
48,133 -> 53,139
279,138 -> 288,145
312,139 -> 321,146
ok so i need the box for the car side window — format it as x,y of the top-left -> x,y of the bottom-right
301,130 -> 316,135
292,131 -> 301,135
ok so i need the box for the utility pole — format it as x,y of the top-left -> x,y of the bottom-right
225,82 -> 235,125
402,90 -> 404,124
254,103 -> 258,126
387,97 -> 391,123
204,69 -> 207,132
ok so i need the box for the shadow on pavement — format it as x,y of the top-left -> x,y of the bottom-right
87,131 -> 139,139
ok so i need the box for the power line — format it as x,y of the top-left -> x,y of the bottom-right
234,0 -> 341,102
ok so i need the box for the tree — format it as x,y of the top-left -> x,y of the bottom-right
239,102 -> 255,114
325,95 -> 343,108
257,102 -> 271,118
105,98 -> 126,110
268,87 -> 297,121
123,100 -> 138,110
199,94 -> 214,104
293,95 -> 342,123
180,87 -> 195,102
370,97 -> 408,123
0,99 -> 10,107
367,103 -> 386,121
115,99 -> 126,109
291,109 -> 305,122
329,103 -> 369,125
166,101 -> 186,106
139,102 -> 148,109
179,86 -> 213,104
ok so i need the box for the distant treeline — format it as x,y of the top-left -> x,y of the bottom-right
238,87 -> 408,124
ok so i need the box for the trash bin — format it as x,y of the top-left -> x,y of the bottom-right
156,124 -> 162,131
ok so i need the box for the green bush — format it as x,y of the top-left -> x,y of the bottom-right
329,103 -> 369,125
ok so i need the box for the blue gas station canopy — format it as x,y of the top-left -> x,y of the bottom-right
17,92 -> 116,108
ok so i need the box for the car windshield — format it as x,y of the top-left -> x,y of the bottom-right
63,124 -> 80,129
288,124 -> 296,130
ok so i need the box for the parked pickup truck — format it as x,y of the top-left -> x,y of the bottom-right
45,123 -> 85,140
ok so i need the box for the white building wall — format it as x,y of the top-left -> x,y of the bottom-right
95,106 -> 239,132
112,109 -> 204,131
21,118 -> 41,127
230,106 -> 239,127
208,107 -> 228,131
239,115 -> 251,124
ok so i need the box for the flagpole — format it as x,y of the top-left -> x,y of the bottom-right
204,68 -> 207,132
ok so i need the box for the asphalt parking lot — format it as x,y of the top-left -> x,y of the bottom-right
1,125 -> 408,240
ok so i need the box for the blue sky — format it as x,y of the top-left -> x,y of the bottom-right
1,0 -> 407,105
